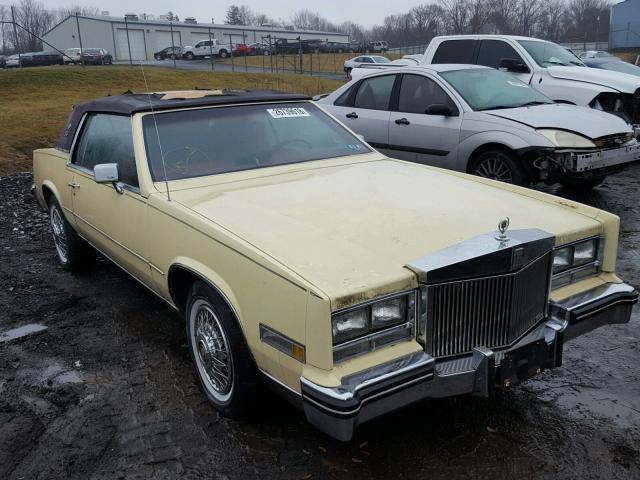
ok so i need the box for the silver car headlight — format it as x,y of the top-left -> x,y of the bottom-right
537,129 -> 596,149
332,291 -> 416,363
552,236 -> 603,288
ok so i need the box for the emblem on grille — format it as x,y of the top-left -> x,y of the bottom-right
496,217 -> 510,242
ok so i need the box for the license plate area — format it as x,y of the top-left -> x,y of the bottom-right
498,339 -> 548,387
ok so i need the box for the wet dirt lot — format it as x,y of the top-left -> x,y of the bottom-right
1,168 -> 639,480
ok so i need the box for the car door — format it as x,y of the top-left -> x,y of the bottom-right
331,74 -> 397,151
67,113 -> 152,283
476,39 -> 533,84
388,73 -> 463,167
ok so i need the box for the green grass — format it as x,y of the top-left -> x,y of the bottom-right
0,65 -> 344,175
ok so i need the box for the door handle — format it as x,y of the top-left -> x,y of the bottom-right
395,117 -> 410,125
68,181 -> 80,189
346,112 -> 358,119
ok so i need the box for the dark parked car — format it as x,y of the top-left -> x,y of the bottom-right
0,55 -> 6,68
321,41 -> 353,53
273,38 -> 324,54
248,42 -> 271,55
81,48 -> 113,65
19,51 -> 64,67
154,46 -> 182,60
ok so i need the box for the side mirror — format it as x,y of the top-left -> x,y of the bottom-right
425,104 -> 457,116
94,163 -> 119,183
499,58 -> 530,73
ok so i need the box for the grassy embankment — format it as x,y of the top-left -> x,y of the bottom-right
0,65 -> 343,175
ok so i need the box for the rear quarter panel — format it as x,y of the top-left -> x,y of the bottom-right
33,148 -> 72,217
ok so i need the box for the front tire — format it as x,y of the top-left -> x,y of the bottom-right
184,51 -> 194,60
470,149 -> 529,186
48,198 -> 95,272
186,281 -> 257,418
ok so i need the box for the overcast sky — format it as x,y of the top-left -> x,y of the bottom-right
42,0 -> 416,27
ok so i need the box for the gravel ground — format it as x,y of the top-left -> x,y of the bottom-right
1,167 -> 639,480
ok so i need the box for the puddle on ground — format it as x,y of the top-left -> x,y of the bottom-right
0,324 -> 48,342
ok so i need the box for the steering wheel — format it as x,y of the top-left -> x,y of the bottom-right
163,146 -> 210,176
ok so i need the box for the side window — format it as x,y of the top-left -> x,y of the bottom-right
354,75 -> 396,110
432,39 -> 478,64
73,114 -> 138,187
397,74 -> 457,114
477,40 -> 525,69
362,57 -> 374,63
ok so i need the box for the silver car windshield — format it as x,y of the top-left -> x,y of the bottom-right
594,60 -> 640,76
440,69 -> 553,111
143,102 -> 371,181
518,40 -> 584,67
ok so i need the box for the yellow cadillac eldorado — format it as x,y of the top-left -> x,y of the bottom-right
33,89 -> 638,441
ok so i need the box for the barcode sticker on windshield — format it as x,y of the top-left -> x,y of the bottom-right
267,107 -> 311,118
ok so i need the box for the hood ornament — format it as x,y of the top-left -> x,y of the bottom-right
495,217 -> 510,242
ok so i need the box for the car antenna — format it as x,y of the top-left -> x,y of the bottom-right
139,63 -> 171,201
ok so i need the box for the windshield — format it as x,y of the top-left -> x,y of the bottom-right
595,60 -> 640,76
440,68 -> 553,111
518,40 -> 584,67
143,102 -> 371,181
373,56 -> 390,63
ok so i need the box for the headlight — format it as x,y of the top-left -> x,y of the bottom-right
371,296 -> 407,328
332,291 -> 416,362
537,129 -> 596,149
552,237 -> 602,288
332,308 -> 369,343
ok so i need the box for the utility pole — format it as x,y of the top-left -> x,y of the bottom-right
124,16 -> 133,65
75,13 -> 85,66
11,5 -> 19,66
170,21 -> 176,68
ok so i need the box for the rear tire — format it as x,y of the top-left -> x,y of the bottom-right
48,198 -> 95,272
219,50 -> 228,59
186,281 -> 257,419
470,149 -> 529,186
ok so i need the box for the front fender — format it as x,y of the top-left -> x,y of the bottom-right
167,256 -> 244,329
456,130 -> 547,171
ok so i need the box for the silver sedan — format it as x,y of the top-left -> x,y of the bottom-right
319,64 -> 640,189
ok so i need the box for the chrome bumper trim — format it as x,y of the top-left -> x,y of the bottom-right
568,143 -> 640,172
301,282 -> 637,441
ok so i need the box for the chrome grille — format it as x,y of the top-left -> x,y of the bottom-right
425,252 -> 551,358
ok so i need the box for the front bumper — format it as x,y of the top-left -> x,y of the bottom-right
562,143 -> 640,173
301,282 -> 638,441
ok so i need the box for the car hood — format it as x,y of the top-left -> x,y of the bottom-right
547,65 -> 640,93
169,158 -> 602,309
483,104 -> 632,139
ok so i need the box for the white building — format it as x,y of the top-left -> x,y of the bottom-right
43,14 -> 350,61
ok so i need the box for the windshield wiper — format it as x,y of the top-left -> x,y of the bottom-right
477,105 -> 516,111
519,101 -> 550,107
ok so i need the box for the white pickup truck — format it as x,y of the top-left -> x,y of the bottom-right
350,35 -> 640,127
182,38 -> 232,59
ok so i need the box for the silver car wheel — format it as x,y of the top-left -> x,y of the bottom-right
474,156 -> 514,183
190,299 -> 234,402
50,205 -> 69,264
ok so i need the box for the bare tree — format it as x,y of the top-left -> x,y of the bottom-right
14,0 -> 57,52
